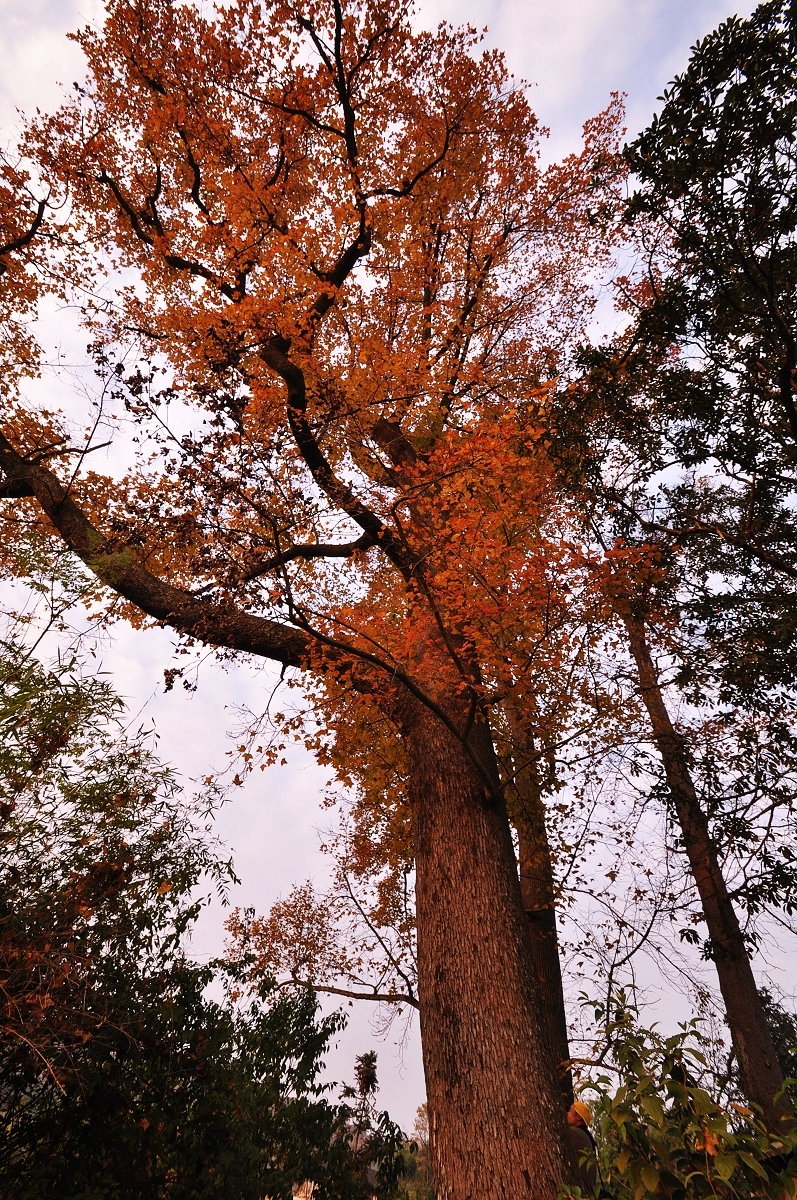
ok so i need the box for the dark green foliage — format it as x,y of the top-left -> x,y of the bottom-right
628,1 -> 797,459
2,973 -> 357,1200
0,642 -> 403,1200
583,998 -> 797,1200
618,0 -> 797,694
396,1149 -> 434,1200
552,0 -> 797,702
0,642 -> 226,1072
756,990 -> 797,1084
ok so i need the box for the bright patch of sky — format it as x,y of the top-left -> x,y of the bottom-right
0,0 -> 770,1129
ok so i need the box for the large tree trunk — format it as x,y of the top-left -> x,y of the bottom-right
401,699 -> 576,1200
623,614 -> 788,1128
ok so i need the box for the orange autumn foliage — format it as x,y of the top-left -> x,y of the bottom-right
0,3 -> 629,1195
0,159 -> 49,388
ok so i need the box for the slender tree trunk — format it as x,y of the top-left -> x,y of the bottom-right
402,698 -> 577,1200
507,722 -> 573,1103
623,613 -> 788,1128
517,818 -> 574,1106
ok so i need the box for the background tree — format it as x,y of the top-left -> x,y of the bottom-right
398,1105 -> 434,1200
544,0 -> 797,1128
0,636 -> 404,1200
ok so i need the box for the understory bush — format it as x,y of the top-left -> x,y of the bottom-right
576,999 -> 797,1200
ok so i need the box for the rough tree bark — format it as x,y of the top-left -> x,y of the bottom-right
623,612 -> 789,1129
402,699 -> 576,1199
0,432 -> 579,1199
507,722 -> 573,1103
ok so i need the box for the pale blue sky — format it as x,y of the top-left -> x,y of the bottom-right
0,0 -> 761,1127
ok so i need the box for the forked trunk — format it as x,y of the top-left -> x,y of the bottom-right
624,614 -> 788,1128
402,700 -> 576,1200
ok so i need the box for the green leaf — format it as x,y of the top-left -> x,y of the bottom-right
640,1165 -> 660,1193
737,1151 -> 769,1180
690,1089 -> 715,1116
641,1095 -> 665,1127
713,1155 -> 735,1182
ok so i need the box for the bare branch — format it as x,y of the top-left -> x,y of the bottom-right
278,978 -> 419,1009
0,197 -> 48,274
245,532 -> 375,579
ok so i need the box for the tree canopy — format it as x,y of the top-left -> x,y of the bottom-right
1,0 -> 797,1195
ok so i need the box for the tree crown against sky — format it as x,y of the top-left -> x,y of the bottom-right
0,0 -> 629,1008
534,0 -> 797,1128
3,0 -> 797,1191
583,0 -> 797,695
558,0 -> 797,939
0,1 -> 635,1194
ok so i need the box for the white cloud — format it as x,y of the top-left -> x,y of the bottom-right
418,0 -> 756,158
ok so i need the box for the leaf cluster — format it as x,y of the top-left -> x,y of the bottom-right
583,999 -> 797,1200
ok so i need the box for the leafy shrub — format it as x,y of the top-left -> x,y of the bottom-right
576,999 -> 796,1200
0,640 -> 404,1199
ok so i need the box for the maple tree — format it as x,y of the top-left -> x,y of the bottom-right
0,0 -> 626,1195
224,612 -> 620,1109
599,550 -> 794,1129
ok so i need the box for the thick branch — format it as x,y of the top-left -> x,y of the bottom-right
177,129 -> 211,217
297,4 -> 359,168
0,430 -> 501,794
0,430 -> 309,668
0,198 -> 48,275
98,170 -> 237,300
309,227 -> 371,323
259,336 -> 420,579
778,360 -> 797,446
281,978 -> 418,1009
332,0 -> 359,167
0,478 -> 34,498
0,429 -> 509,817
371,417 -> 418,468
